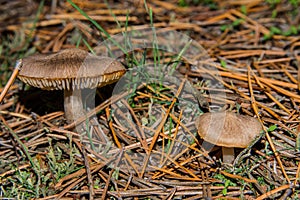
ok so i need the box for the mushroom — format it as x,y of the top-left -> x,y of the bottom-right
17,48 -> 126,126
196,111 -> 262,163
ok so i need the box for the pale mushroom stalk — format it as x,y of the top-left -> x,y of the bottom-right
0,60 -> 22,103
64,89 -> 86,123
222,147 -> 235,164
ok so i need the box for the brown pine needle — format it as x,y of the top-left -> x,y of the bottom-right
0,60 -> 22,103
258,120 -> 291,183
140,78 -> 186,178
105,107 -> 141,176
247,65 -> 259,116
210,169 -> 257,184
50,13 -> 137,22
150,165 -> 200,181
255,184 -> 292,200
261,80 -> 300,100
253,75 -> 291,115
294,161 -> 300,192
247,66 -> 291,182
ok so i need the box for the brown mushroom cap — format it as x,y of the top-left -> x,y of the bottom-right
196,112 -> 262,148
18,48 -> 126,90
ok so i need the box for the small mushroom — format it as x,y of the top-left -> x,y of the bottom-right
196,111 -> 262,163
18,48 -> 126,125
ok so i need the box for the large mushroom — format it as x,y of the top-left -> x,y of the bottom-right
17,48 -> 126,126
196,111 -> 262,163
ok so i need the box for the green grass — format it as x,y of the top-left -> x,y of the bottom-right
263,25 -> 300,40
1,139 -> 82,199
265,0 -> 300,7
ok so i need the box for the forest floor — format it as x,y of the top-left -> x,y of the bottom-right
0,0 -> 300,199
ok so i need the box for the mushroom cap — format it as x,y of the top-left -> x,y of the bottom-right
18,48 -> 126,90
196,112 -> 262,148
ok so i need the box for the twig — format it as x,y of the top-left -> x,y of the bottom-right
248,65 -> 291,183
82,145 -> 94,200
0,60 -> 22,103
255,184 -> 293,200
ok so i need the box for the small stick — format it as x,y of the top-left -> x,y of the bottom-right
248,66 -> 290,183
255,184 -> 292,200
0,59 -> 22,103
101,148 -> 124,200
294,51 -> 300,92
252,73 -> 291,115
81,145 -> 94,200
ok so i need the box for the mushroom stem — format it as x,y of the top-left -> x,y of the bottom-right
222,147 -> 235,163
64,89 -> 86,123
